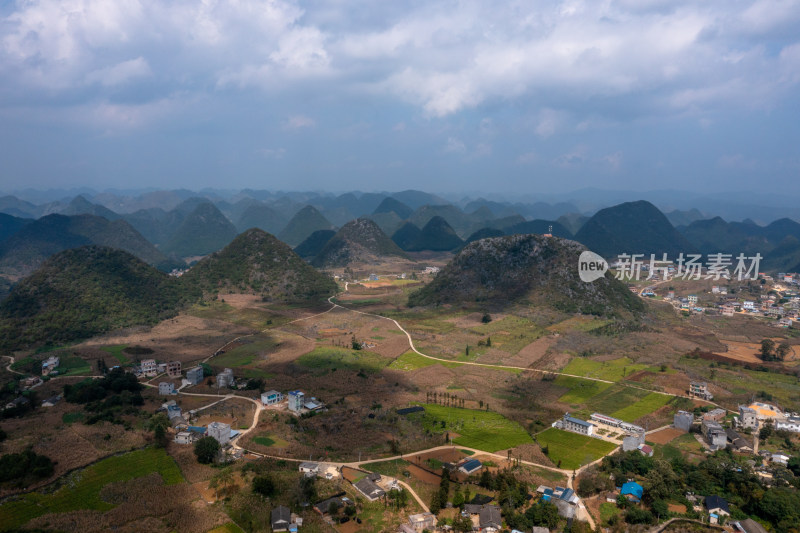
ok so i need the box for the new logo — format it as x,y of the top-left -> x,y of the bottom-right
578,251 -> 608,282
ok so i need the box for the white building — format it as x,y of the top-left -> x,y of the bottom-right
41,356 -> 60,376
776,416 -> 800,433
158,382 -> 175,395
216,368 -> 235,388
207,421 -> 231,445
554,413 -> 593,436
185,366 -> 204,385
140,359 -> 157,375
261,390 -> 283,405
288,390 -> 305,412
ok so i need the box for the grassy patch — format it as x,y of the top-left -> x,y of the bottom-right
213,335 -> 278,368
414,404 -> 533,452
611,393 -> 672,422
599,502 -> 620,525
469,316 -> 545,354
100,345 -> 129,365
584,385 -> 651,415
208,524 -> 246,533
0,447 -> 184,530
555,376 -> 613,404
536,428 -> 617,470
561,356 -> 650,382
58,355 -> 92,376
61,412 -> 85,424
387,351 -> 463,371
253,434 -> 289,448
297,346 -> 389,374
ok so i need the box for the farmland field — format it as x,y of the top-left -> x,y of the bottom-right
611,392 -> 672,422
212,335 -> 278,368
555,376 -> 613,404
535,428 -> 617,470
0,447 -> 184,530
100,345 -> 129,365
413,404 -> 533,452
388,351 -> 464,371
297,346 -> 389,374
561,356 -> 650,382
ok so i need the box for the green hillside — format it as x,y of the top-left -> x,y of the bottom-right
294,229 -> 336,259
0,246 -> 192,351
278,205 -> 335,246
0,214 -> 170,278
408,216 -> 464,251
409,234 -> 644,317
235,203 -> 287,235
180,228 -> 337,302
311,218 -> 408,268
162,202 -> 239,258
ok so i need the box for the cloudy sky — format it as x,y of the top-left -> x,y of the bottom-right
1,0 -> 799,195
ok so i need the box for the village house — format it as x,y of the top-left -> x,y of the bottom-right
174,431 -> 196,444
207,421 -> 231,445
725,428 -> 753,453
457,458 -> 483,475
166,361 -> 181,378
770,453 -> 790,466
185,366 -> 204,385
41,356 -> 59,376
463,504 -> 502,531
702,420 -> 728,450
288,390 -> 305,412
353,477 -> 385,501
553,413 -> 594,436
140,359 -> 157,376
407,512 -> 435,532
41,395 -> 61,407
705,495 -> 730,524
299,462 -> 319,476
21,376 -> 42,389
674,410 -> 694,432
216,368 -> 235,388
620,482 -> 643,503
737,406 -> 758,429
735,518 -> 769,533
261,390 -> 283,405
703,408 -> 727,422
158,382 -> 175,395
776,416 -> 800,433
689,381 -> 713,400
271,506 -> 291,532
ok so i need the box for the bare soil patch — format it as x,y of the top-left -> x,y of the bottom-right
648,427 -> 686,445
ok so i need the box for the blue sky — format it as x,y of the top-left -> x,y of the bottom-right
1,0 -> 799,194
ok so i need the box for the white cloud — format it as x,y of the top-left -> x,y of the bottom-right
259,147 -> 286,159
443,137 -> 466,154
86,57 -> 151,86
284,115 -> 315,129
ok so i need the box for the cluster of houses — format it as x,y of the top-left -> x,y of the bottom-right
661,285 -> 800,326
537,484 -> 581,520
41,356 -> 59,376
287,390 -> 324,413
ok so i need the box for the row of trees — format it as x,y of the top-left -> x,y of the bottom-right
759,339 -> 792,362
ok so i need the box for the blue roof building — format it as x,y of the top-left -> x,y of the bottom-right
621,481 -> 643,502
458,459 -> 483,475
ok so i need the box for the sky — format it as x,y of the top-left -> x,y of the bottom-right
1,0 -> 799,195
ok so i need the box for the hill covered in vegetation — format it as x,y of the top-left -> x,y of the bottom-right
0,214 -> 170,279
294,229 -> 336,259
162,202 -> 239,259
180,228 -> 337,302
311,218 -> 408,268
408,234 -> 644,317
0,247 -> 192,351
278,205 -> 335,246
575,200 -> 694,258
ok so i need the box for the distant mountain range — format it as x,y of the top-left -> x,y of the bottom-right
2,189 -> 800,306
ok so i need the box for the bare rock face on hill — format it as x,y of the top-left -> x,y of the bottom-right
311,218 -> 409,268
408,234 -> 644,317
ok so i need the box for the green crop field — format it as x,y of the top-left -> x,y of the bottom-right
469,316 -> 545,354
536,428 -> 617,470
100,345 -> 129,364
388,351 -> 464,371
611,392 -> 672,422
555,376 -> 613,404
0,447 -> 184,530
584,385 -> 651,415
561,356 -> 650,382
58,355 -> 92,376
297,346 -> 389,374
414,404 -> 533,452
253,434 -> 289,448
213,335 -> 278,368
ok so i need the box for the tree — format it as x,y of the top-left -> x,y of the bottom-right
525,501 -> 559,529
760,339 -> 776,361
453,513 -> 474,533
209,468 -> 234,499
253,475 -> 276,497
194,436 -> 221,464
651,499 -> 669,519
148,413 -> 170,448
486,337 -> 492,347
760,420 -> 774,441
481,312 -> 492,323
776,342 -> 791,361
352,335 -> 362,350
